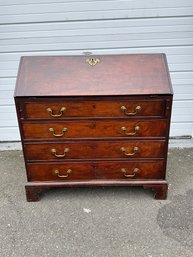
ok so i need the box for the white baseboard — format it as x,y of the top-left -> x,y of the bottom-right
169,139 -> 193,148
0,142 -> 22,150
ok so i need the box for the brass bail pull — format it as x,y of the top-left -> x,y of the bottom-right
46,107 -> 66,117
121,125 -> 140,136
51,148 -> 69,158
120,146 -> 139,156
121,105 -> 141,116
49,127 -> 68,137
54,169 -> 72,178
121,168 -> 140,178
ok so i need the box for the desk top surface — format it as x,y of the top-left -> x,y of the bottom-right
15,54 -> 173,97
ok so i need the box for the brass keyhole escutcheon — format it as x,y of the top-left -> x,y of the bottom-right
86,57 -> 100,66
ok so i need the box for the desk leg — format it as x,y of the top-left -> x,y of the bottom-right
144,183 -> 168,200
25,186 -> 44,202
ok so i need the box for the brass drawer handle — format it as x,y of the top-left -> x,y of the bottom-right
46,107 -> 66,117
51,148 -> 69,158
120,146 -> 139,156
121,105 -> 141,116
121,168 -> 140,178
49,127 -> 68,137
54,169 -> 72,178
121,125 -> 140,136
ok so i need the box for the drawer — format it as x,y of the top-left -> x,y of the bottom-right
27,160 -> 165,182
22,119 -> 168,139
24,140 -> 166,160
23,99 -> 165,119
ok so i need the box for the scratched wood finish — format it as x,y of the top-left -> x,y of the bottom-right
24,140 -> 166,160
24,99 -> 165,119
14,54 -> 173,97
22,120 -> 168,139
27,160 -> 165,182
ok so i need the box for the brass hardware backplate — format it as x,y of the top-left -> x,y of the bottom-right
86,57 -> 100,66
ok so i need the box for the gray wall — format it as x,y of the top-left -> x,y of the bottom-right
0,0 -> 193,140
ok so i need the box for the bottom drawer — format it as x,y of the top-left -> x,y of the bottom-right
27,160 -> 165,181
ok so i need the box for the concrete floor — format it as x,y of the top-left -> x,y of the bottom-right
0,148 -> 193,257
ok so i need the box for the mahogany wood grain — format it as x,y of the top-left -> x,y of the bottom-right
24,99 -> 165,119
14,54 -> 172,97
24,140 -> 166,160
27,160 -> 165,182
22,119 -> 168,139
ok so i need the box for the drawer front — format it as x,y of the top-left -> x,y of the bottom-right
24,99 -> 165,119
27,160 -> 165,181
22,120 -> 168,139
27,163 -> 95,181
24,140 -> 166,160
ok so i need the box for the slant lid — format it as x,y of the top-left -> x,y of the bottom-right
14,54 -> 173,97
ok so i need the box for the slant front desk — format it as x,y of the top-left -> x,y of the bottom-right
14,54 -> 173,201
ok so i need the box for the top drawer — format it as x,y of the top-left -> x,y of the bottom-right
21,99 -> 166,119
